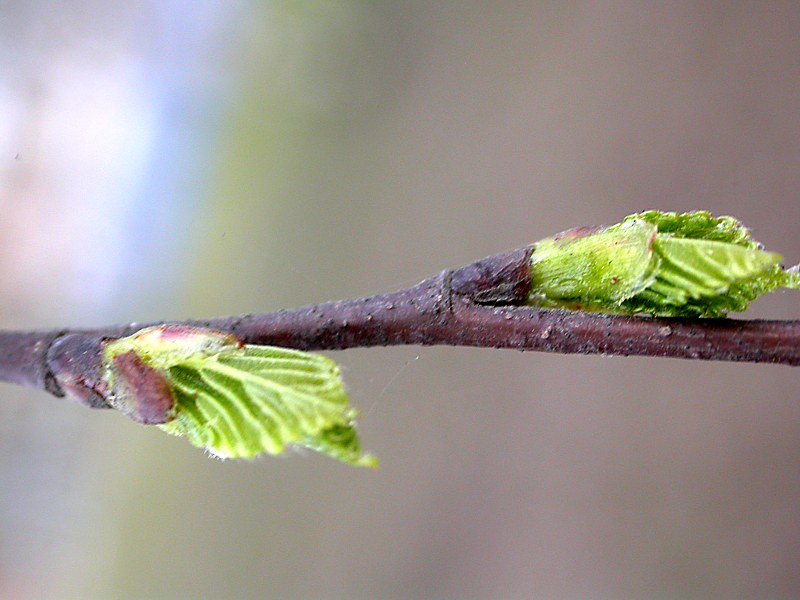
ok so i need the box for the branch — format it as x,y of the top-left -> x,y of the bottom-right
1,244 -> 799,414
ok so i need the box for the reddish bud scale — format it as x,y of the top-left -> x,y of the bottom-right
108,350 -> 175,424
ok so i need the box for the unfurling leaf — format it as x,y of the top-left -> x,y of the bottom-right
103,325 -> 377,467
529,210 -> 800,317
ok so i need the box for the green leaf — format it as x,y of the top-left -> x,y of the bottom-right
621,210 -> 755,246
103,325 -> 377,467
529,210 -> 799,317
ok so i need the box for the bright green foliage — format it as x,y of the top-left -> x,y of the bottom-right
530,219 -> 659,307
529,210 -> 800,317
104,325 -> 377,467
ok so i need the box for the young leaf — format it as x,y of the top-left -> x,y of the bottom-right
103,325 -> 377,467
529,219 -> 659,308
529,210 -> 800,317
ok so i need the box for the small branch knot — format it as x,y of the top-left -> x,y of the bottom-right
46,333 -> 111,409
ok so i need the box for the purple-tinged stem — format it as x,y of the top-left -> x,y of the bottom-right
0,245 -> 798,414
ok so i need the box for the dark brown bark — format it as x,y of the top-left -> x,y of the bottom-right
1,244 -> 799,416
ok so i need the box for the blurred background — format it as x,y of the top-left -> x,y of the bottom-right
1,2 -> 800,598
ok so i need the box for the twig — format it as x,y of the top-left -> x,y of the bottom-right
1,245 -> 799,413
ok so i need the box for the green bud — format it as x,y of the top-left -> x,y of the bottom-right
530,219 -> 659,309
529,210 -> 800,317
103,325 -> 377,467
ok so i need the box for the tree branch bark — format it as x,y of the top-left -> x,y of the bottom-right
2,245 -> 799,413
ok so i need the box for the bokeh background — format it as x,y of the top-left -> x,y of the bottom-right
2,2 -> 800,598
